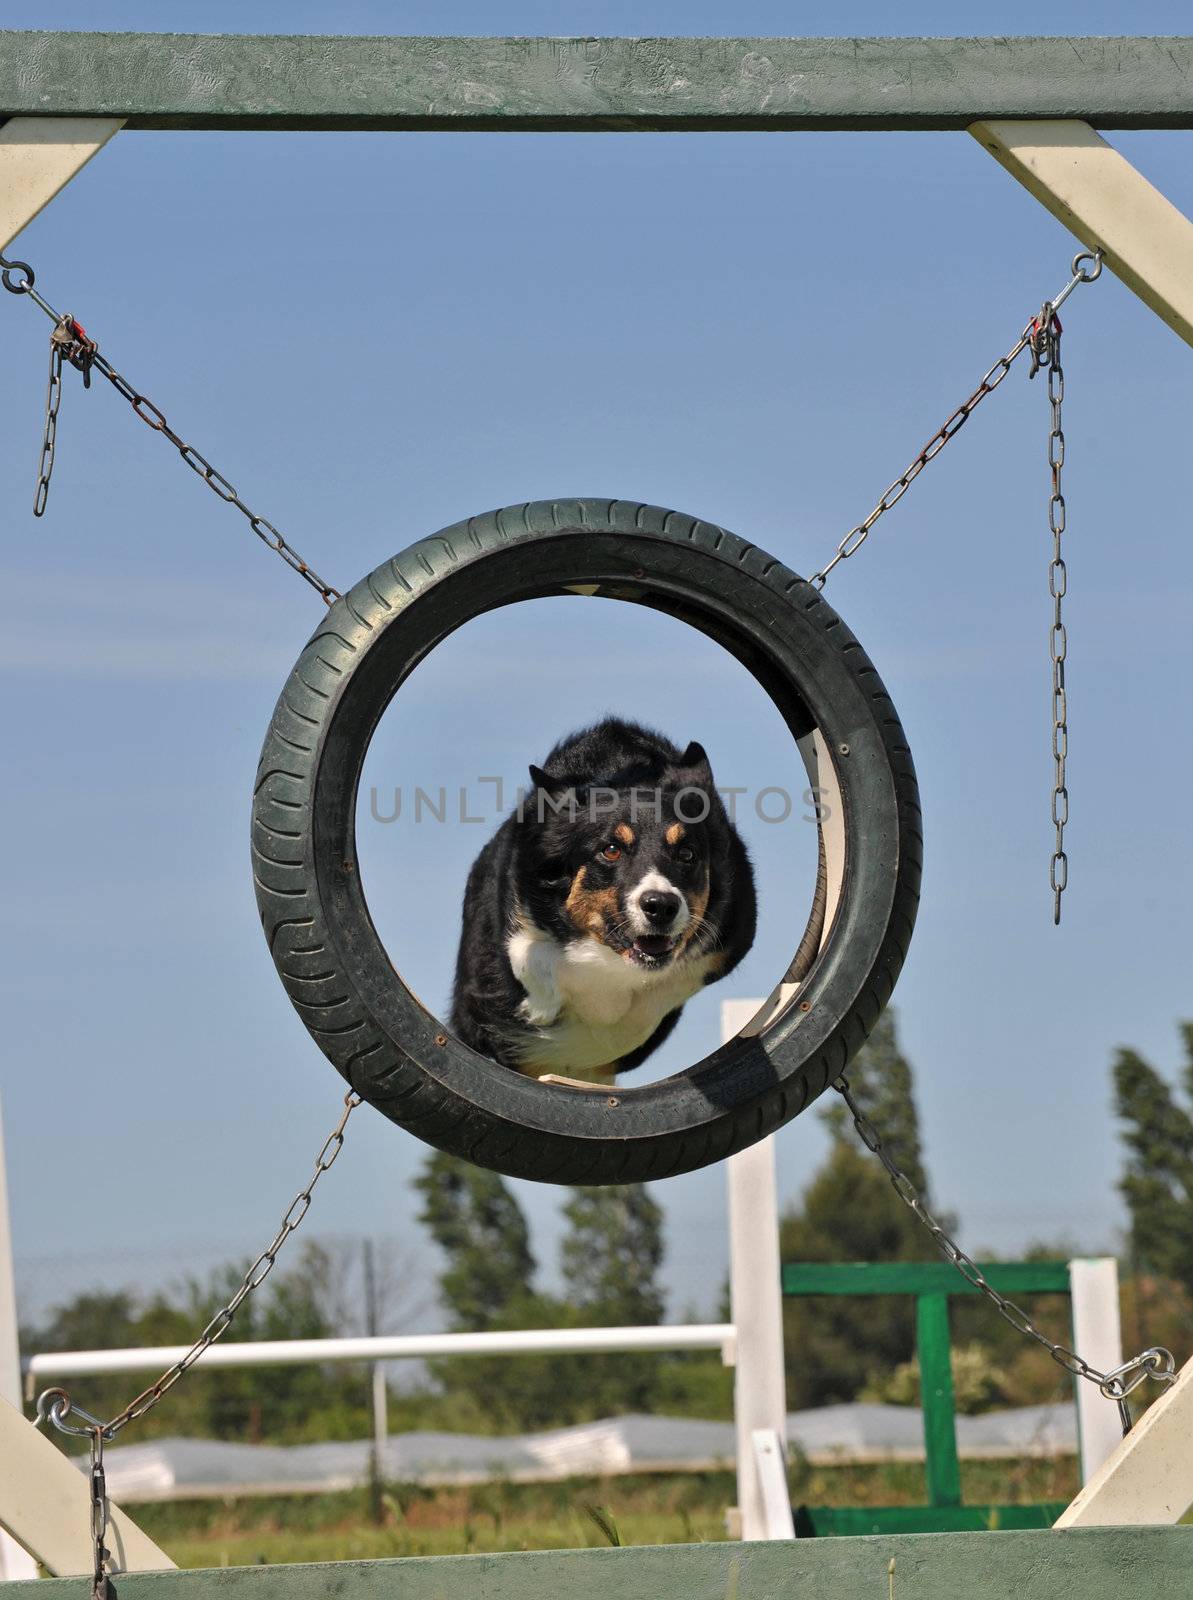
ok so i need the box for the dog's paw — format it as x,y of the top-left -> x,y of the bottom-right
518,990 -> 562,1027
508,925 -> 563,1025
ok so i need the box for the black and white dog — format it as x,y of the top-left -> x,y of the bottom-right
450,718 -> 756,1082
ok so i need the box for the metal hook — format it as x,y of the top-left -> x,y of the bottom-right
0,250 -> 35,294
34,1386 -> 111,1439
1098,1346 -> 1176,1402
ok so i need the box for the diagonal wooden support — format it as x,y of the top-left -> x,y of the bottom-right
0,1395 -> 174,1576
0,116 -> 123,251
1056,1359 -> 1193,1527
970,118 -> 1193,349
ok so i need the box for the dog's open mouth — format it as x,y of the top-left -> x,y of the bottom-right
628,934 -> 676,966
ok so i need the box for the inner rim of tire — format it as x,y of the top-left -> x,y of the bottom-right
312,530 -> 863,1131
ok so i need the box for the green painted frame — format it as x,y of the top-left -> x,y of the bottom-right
1,34 -> 1193,130
8,1530 -> 1193,1600
782,1260 -> 1073,1536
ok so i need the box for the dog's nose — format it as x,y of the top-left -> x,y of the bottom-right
640,890 -> 681,927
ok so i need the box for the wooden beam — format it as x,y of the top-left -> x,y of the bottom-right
1056,1359 -> 1193,1527
5,1528 -> 1193,1599
971,119 -> 1193,349
0,1397 -> 174,1577
1,36 -> 1193,131
0,117 -> 123,251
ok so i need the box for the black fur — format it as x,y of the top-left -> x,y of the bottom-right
449,718 -> 756,1078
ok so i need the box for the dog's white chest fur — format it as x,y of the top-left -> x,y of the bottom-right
506,925 -> 710,1080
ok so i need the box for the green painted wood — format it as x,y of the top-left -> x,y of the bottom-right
796,1502 -> 1067,1535
782,1260 -> 1070,1296
916,1292 -> 962,1506
2,35 -> 1193,130
7,1532 -> 1193,1599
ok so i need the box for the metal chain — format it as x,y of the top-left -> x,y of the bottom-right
1029,306 -> 1072,924
35,1088 -> 360,1448
88,1427 -> 113,1600
36,325 -> 67,517
809,250 -> 1104,590
810,248 -> 1102,922
102,1088 -> 360,1437
28,1392 -> 115,1599
0,251 -> 340,604
833,1073 -> 1175,1432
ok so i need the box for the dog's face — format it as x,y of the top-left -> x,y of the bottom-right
518,745 -> 719,973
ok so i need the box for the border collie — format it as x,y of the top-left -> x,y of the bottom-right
450,718 -> 756,1083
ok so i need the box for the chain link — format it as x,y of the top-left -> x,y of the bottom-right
810,249 -> 1102,922
833,1073 -> 1175,1427
35,315 -> 97,517
101,1089 -> 360,1437
1029,306 -> 1072,924
809,251 -> 1104,591
88,1426 -> 113,1600
29,1392 -> 114,1598
809,338 -> 1028,590
35,1089 -> 360,1467
36,333 -> 65,518
1,252 -> 340,604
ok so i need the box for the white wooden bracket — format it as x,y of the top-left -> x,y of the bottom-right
0,1395 -> 174,1577
0,117 -> 124,252
750,1429 -> 796,1541
970,118 -> 1193,349
1056,1358 -> 1193,1527
0,1097 -> 36,1583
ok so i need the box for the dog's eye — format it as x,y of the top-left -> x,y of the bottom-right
675,846 -> 696,863
599,843 -> 622,862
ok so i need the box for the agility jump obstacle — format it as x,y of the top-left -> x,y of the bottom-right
2,30 -> 1192,1598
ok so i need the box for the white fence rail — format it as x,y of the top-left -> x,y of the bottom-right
26,1323 -> 737,1381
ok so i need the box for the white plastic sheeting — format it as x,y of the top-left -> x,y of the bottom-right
76,1404 -> 1077,1501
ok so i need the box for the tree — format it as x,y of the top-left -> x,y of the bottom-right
24,1240 -> 375,1446
1114,1023 -> 1193,1291
780,1008 -> 938,1408
561,1186 -> 665,1326
821,1009 -> 930,1195
414,1151 -> 536,1330
780,1142 -> 925,1407
554,1184 -> 667,1416
413,1151 -> 589,1430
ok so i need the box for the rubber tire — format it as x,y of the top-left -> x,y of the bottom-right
253,499 -> 921,1185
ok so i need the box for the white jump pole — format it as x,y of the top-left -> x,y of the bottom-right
1068,1256 -> 1125,1482
723,1000 -> 791,1541
0,1097 -> 38,1581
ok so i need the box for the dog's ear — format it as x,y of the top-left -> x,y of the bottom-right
678,740 -> 713,780
529,763 -> 575,797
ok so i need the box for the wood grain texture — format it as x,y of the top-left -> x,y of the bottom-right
1,35 -> 1193,130
5,1530 -> 1193,1599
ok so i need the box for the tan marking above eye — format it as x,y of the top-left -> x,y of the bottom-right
614,822 -> 635,845
665,822 -> 686,846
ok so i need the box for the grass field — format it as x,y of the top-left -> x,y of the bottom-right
131,1459 -> 1081,1567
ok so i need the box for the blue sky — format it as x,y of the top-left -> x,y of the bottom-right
3,1 -> 1193,1340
